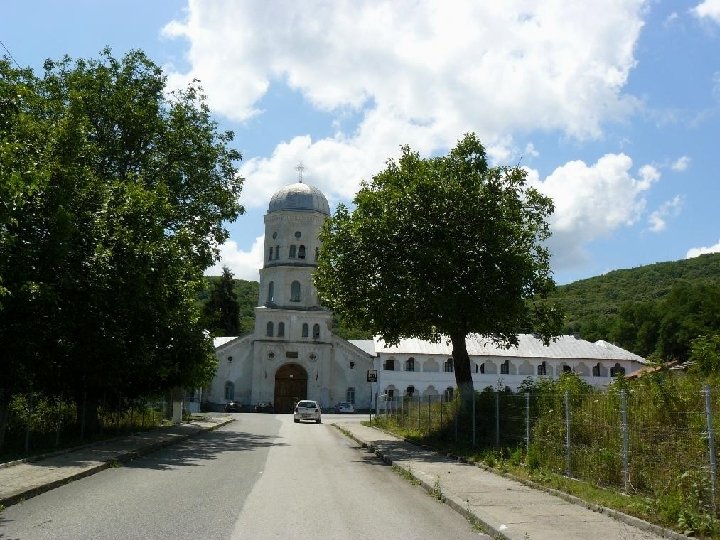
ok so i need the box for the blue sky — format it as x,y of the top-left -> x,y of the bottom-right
2,1 -> 719,285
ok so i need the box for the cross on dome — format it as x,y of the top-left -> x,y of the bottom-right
295,162 -> 305,183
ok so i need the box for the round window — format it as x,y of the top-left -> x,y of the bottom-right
294,231 -> 301,238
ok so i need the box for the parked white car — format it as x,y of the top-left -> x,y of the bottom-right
334,402 -> 355,413
294,400 -> 322,423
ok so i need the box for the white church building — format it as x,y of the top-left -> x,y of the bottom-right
204,181 -> 648,412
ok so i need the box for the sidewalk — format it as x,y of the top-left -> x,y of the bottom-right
334,421 -> 689,540
0,415 -> 233,508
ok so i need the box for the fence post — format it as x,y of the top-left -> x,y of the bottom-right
25,392 -> 33,453
704,384 -> 717,514
427,394 -> 431,435
472,389 -> 476,447
440,394 -> 443,432
495,390 -> 500,448
417,395 -> 421,429
525,392 -> 530,454
565,390 -> 571,477
620,389 -> 629,492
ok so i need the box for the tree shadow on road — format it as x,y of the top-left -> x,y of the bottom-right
122,426 -> 287,471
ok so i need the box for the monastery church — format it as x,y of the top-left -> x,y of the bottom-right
205,181 -> 647,412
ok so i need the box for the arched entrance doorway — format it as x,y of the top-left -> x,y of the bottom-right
274,363 -> 308,413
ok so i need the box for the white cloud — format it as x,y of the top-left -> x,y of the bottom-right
527,154 -> 660,267
671,155 -> 691,171
687,239 -> 720,258
165,1 -> 645,209
648,195 -> 684,232
693,0 -> 720,23
205,236 -> 264,281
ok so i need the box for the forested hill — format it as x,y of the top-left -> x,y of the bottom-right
552,252 -> 720,360
200,253 -> 720,359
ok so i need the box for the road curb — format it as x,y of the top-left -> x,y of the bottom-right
0,417 -> 234,508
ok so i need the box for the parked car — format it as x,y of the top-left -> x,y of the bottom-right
334,402 -> 355,413
224,400 -> 241,412
254,402 -> 274,413
294,400 -> 322,423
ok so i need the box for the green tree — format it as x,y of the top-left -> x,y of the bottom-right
0,49 -> 244,438
314,134 -> 562,401
203,266 -> 241,335
689,334 -> 720,377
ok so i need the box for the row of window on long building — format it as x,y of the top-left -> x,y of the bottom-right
266,321 -> 321,339
383,357 -> 626,377
267,245 -> 319,261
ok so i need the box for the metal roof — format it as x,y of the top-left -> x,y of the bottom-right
213,336 -> 239,349
268,182 -> 330,215
373,334 -> 647,363
347,339 -> 376,356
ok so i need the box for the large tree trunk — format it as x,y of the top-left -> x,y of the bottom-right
450,331 -> 475,404
76,392 -> 101,438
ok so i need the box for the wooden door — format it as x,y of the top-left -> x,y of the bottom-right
274,363 -> 308,413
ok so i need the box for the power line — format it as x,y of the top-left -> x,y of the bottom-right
0,39 -> 20,68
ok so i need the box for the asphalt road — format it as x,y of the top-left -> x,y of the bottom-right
0,413 -> 488,540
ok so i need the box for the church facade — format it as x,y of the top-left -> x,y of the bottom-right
206,182 -> 375,412
204,182 -> 648,412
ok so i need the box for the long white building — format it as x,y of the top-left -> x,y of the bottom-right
204,181 -> 648,412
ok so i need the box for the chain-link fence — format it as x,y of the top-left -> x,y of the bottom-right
373,379 -> 720,520
1,393 -> 169,459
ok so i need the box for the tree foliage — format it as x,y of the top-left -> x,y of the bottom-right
203,267 -> 241,336
314,133 -> 562,397
0,49 -> 244,433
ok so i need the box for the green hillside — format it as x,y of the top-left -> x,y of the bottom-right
552,252 -> 720,360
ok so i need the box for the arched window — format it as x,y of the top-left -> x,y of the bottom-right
501,360 -> 510,375
610,363 -> 626,377
562,365 -> 572,374
312,323 -> 320,339
346,387 -> 355,404
298,245 -> 306,259
479,363 -> 485,374
266,321 -> 274,337
406,357 -> 415,372
406,385 -> 415,397
537,361 -> 547,376
383,358 -> 395,371
224,381 -> 235,401
592,362 -> 601,377
267,281 -> 274,303
277,322 -> 285,337
302,323 -> 309,338
290,281 -> 301,302
444,387 -> 454,401
267,247 -> 273,261
275,245 -> 280,259
289,245 -> 297,258
444,358 -> 454,373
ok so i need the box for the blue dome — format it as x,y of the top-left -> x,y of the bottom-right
268,182 -> 330,215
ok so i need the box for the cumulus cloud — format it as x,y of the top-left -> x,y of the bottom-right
527,154 -> 660,267
164,1 -> 645,208
687,239 -> 720,258
205,236 -> 264,281
671,155 -> 691,171
648,195 -> 684,232
693,0 -> 720,23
